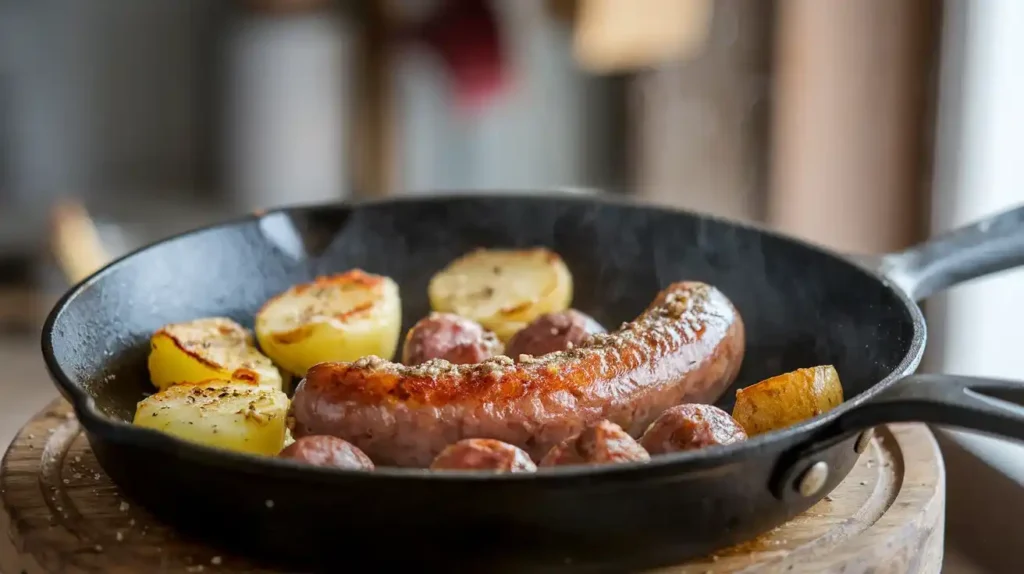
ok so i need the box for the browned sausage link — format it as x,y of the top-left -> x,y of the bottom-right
639,404 -> 747,455
401,312 -> 503,366
291,281 -> 745,467
540,420 -> 650,467
506,309 -> 606,360
430,438 -> 537,472
279,436 -> 375,470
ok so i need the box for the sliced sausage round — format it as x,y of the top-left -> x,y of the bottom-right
539,420 -> 650,467
430,438 -> 537,472
640,404 -> 747,455
506,309 -> 606,360
279,435 -> 375,470
402,312 -> 503,366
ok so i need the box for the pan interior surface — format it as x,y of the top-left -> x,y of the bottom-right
48,195 -> 916,424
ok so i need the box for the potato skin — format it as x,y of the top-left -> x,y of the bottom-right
640,404 -> 746,454
732,365 -> 844,436
147,317 -> 283,392
427,248 -> 573,342
506,309 -> 605,359
279,436 -> 375,470
133,380 -> 289,456
430,439 -> 537,472
539,420 -> 650,467
402,313 -> 503,365
255,270 -> 402,376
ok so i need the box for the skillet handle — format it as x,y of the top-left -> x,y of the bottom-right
879,204 -> 1024,300
772,373 -> 1024,499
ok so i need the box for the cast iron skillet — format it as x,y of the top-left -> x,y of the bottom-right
41,192 -> 1024,573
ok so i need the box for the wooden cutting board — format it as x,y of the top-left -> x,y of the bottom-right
0,399 -> 944,573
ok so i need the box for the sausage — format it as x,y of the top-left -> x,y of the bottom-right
539,420 -> 649,467
279,435 -> 375,470
639,404 -> 747,455
506,309 -> 606,359
291,281 -> 745,467
430,438 -> 537,472
401,312 -> 503,366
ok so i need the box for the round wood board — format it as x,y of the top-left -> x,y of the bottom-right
0,400 -> 945,574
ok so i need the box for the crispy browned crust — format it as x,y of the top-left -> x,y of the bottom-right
302,281 -> 737,406
257,270 -> 386,317
154,318 -> 250,371
258,270 -> 389,344
160,331 -> 223,370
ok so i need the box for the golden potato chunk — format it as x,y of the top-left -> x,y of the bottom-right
427,247 -> 573,341
133,380 -> 289,456
255,270 -> 402,376
732,365 -> 845,436
148,317 -> 283,392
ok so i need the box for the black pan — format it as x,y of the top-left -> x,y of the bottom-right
41,192 -> 1024,573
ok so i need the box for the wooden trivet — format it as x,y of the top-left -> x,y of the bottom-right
0,400 -> 944,573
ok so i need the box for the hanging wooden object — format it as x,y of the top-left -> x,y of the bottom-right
573,0 -> 714,73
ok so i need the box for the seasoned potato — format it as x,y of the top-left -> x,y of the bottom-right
133,380 -> 290,456
148,317 -> 283,392
732,365 -> 845,436
255,270 -> 402,376
427,248 -> 573,341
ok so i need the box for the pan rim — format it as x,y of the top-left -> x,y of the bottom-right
40,190 -> 927,483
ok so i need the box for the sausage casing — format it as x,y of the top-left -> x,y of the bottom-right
291,281 -> 745,467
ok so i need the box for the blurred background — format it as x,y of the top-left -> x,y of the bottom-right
0,0 -> 1021,571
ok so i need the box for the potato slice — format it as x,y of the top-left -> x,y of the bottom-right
732,365 -> 844,436
133,380 -> 289,456
255,270 -> 402,376
427,248 -> 573,341
148,317 -> 283,392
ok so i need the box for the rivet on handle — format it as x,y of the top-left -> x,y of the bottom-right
854,428 -> 874,454
796,461 -> 829,497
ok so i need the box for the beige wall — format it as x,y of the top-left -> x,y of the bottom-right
631,0 -> 773,222
768,0 -> 938,254
631,0 -> 938,256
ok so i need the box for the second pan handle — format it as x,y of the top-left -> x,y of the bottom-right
772,372 -> 1024,500
878,204 -> 1024,300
